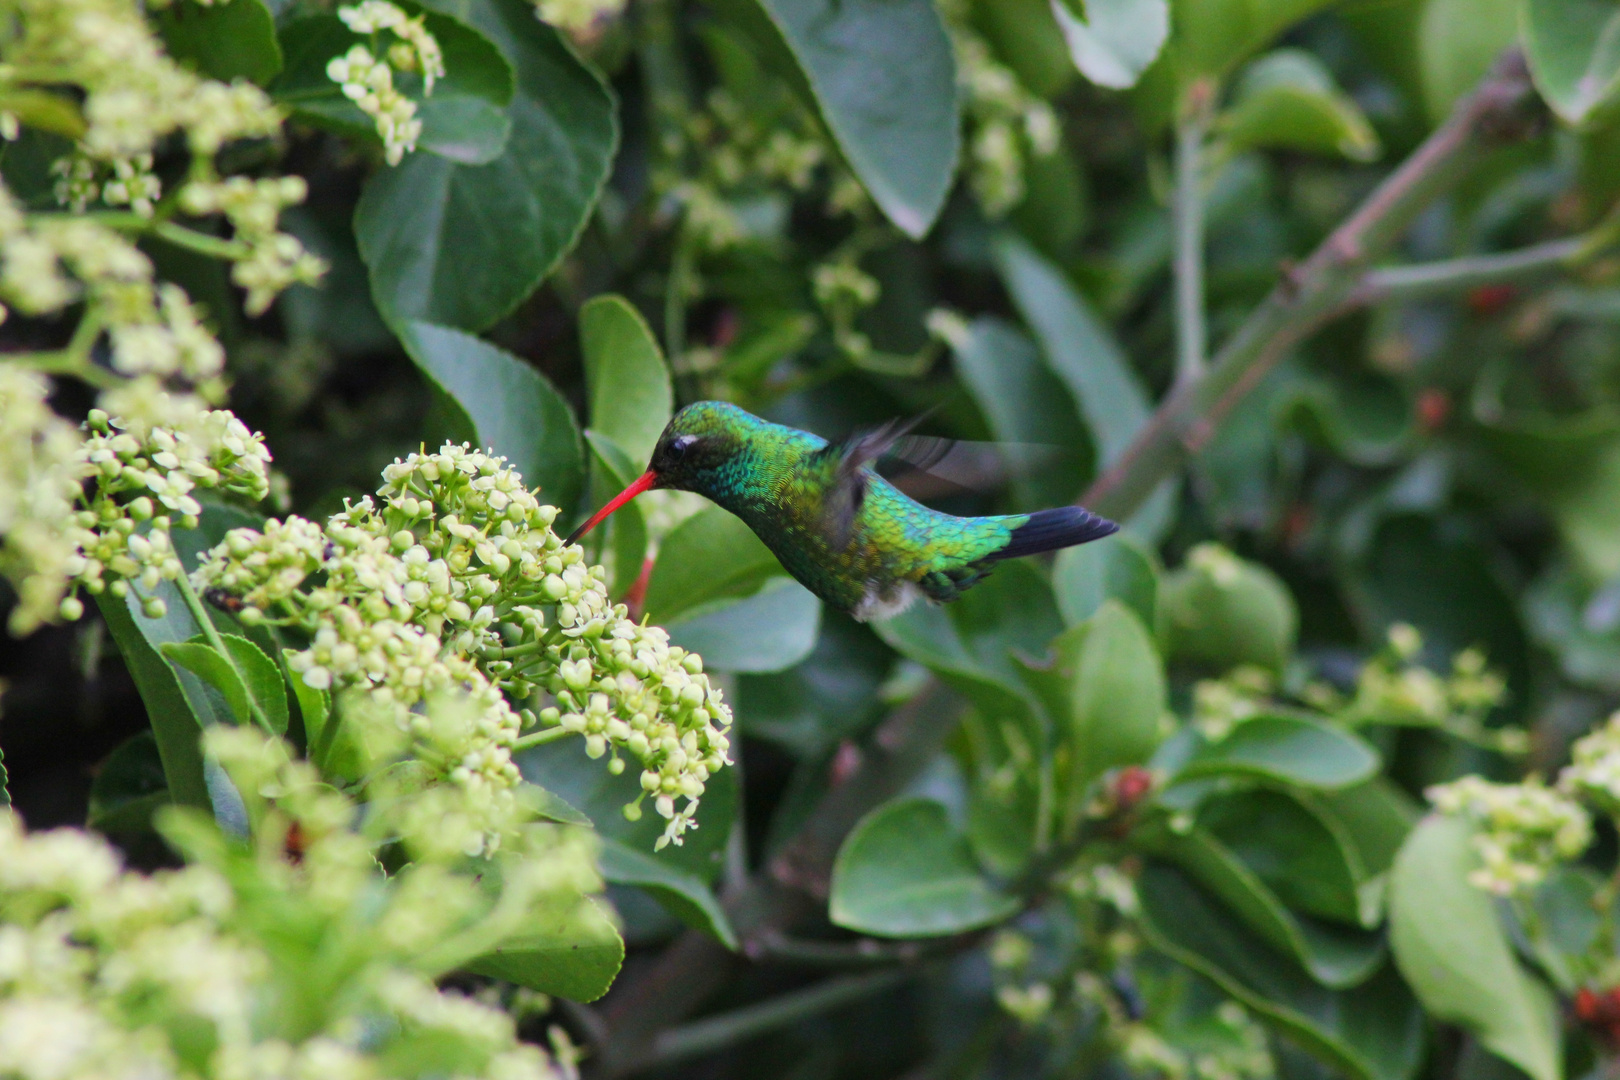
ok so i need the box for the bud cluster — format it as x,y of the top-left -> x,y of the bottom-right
327,1 -> 447,165
194,443 -> 734,850
1427,776 -> 1593,896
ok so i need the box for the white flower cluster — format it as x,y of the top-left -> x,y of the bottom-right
1561,711 -> 1620,814
52,151 -> 163,216
327,1 -> 447,165
194,443 -> 734,850
1346,623 -> 1520,753
180,176 -> 327,315
0,723 -> 592,1080
533,0 -> 626,32
1191,665 -> 1274,740
1427,776 -> 1593,896
938,0 -> 1060,217
0,374 -> 269,633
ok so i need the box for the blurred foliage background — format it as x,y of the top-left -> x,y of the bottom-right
17,0 -> 1620,1077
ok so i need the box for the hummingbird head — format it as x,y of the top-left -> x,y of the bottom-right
565,401 -> 756,545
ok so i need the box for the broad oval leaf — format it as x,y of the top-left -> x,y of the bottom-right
1198,788 -> 1365,925
597,837 -> 738,949
1417,0 -> 1519,125
356,0 -> 616,331
87,733 -> 170,835
1138,862 -> 1424,1080
1053,532 -> 1159,628
1137,820 -> 1385,988
465,894 -> 624,1002
1066,600 -> 1167,788
1174,715 -> 1380,790
642,506 -> 783,624
753,0 -> 959,239
665,576 -> 823,674
1168,0 -> 1339,83
161,634 -> 289,735
1389,815 -> 1563,1080
274,5 -> 514,164
1524,0 -> 1620,125
1161,544 -> 1297,671
580,295 -> 674,470
1217,49 -> 1380,161
398,320 -> 584,514
1050,0 -> 1169,90
830,797 -> 1020,938
157,0 -> 283,85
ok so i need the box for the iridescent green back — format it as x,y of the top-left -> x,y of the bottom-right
667,402 -> 1028,611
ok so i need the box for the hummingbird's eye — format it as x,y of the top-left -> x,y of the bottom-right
667,435 -> 697,462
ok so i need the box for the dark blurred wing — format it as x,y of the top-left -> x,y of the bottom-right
815,413 -> 935,550
878,436 -> 1065,500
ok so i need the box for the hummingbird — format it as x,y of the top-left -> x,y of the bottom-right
567,401 -> 1119,621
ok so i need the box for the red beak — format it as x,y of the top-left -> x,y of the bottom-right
565,469 -> 658,545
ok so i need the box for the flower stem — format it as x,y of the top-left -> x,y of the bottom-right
1173,79 -> 1214,387
511,726 -> 574,753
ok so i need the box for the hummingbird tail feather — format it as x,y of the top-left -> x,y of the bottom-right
996,506 -> 1119,561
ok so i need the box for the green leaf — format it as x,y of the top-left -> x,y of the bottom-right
990,233 -> 1173,537
665,577 -> 823,674
583,430 -> 648,595
946,315 -> 1090,509
735,615 -> 890,757
1050,0 -> 1169,89
96,590 -> 213,813
88,733 -> 170,834
1063,600 -> 1167,789
465,894 -> 624,1002
579,295 -> 674,470
1417,0 -> 1519,125
1198,788 -> 1366,926
285,648 -> 338,762
517,735 -> 738,881
752,0 -> 959,238
830,797 -> 1020,938
1173,716 -> 1380,791
598,837 -> 738,949
0,91 -> 84,140
398,320 -> 584,514
356,0 -> 616,331
157,0 -> 283,85
1137,820 -> 1386,988
970,0 -> 1078,98
274,5 -> 514,164
642,506 -> 783,625
1053,532 -> 1158,628
1216,49 -> 1380,161
1389,815 -> 1563,1080
1161,545 -> 1297,671
1165,0 -> 1340,83
1138,862 -> 1424,1080
161,634 -> 289,734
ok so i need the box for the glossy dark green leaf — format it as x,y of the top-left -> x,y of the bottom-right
580,295 -> 674,470
990,234 -> 1173,537
95,593 -> 212,813
1389,815 -> 1562,1080
1139,862 -> 1424,1080
642,506 -> 783,625
88,732 -> 169,834
465,894 -> 624,1001
157,0 -> 283,85
1161,545 -> 1297,672
830,797 -> 1020,938
398,320 -> 584,513
1217,49 -> 1380,161
517,733 -> 738,882
1052,533 -> 1158,628
665,577 -> 823,673
1050,0 -> 1169,89
598,837 -> 738,949
1064,600 -> 1167,789
274,5 -> 514,164
1165,0 -> 1339,83
947,315 -> 1089,509
1524,0 -> 1620,125
356,0 -> 616,331
1175,716 -> 1380,791
1198,788 -> 1365,925
161,634 -> 289,734
753,0 -> 958,238
970,0 -> 1077,98
1416,0 -> 1518,125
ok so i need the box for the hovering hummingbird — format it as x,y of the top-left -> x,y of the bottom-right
567,401 -> 1119,621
